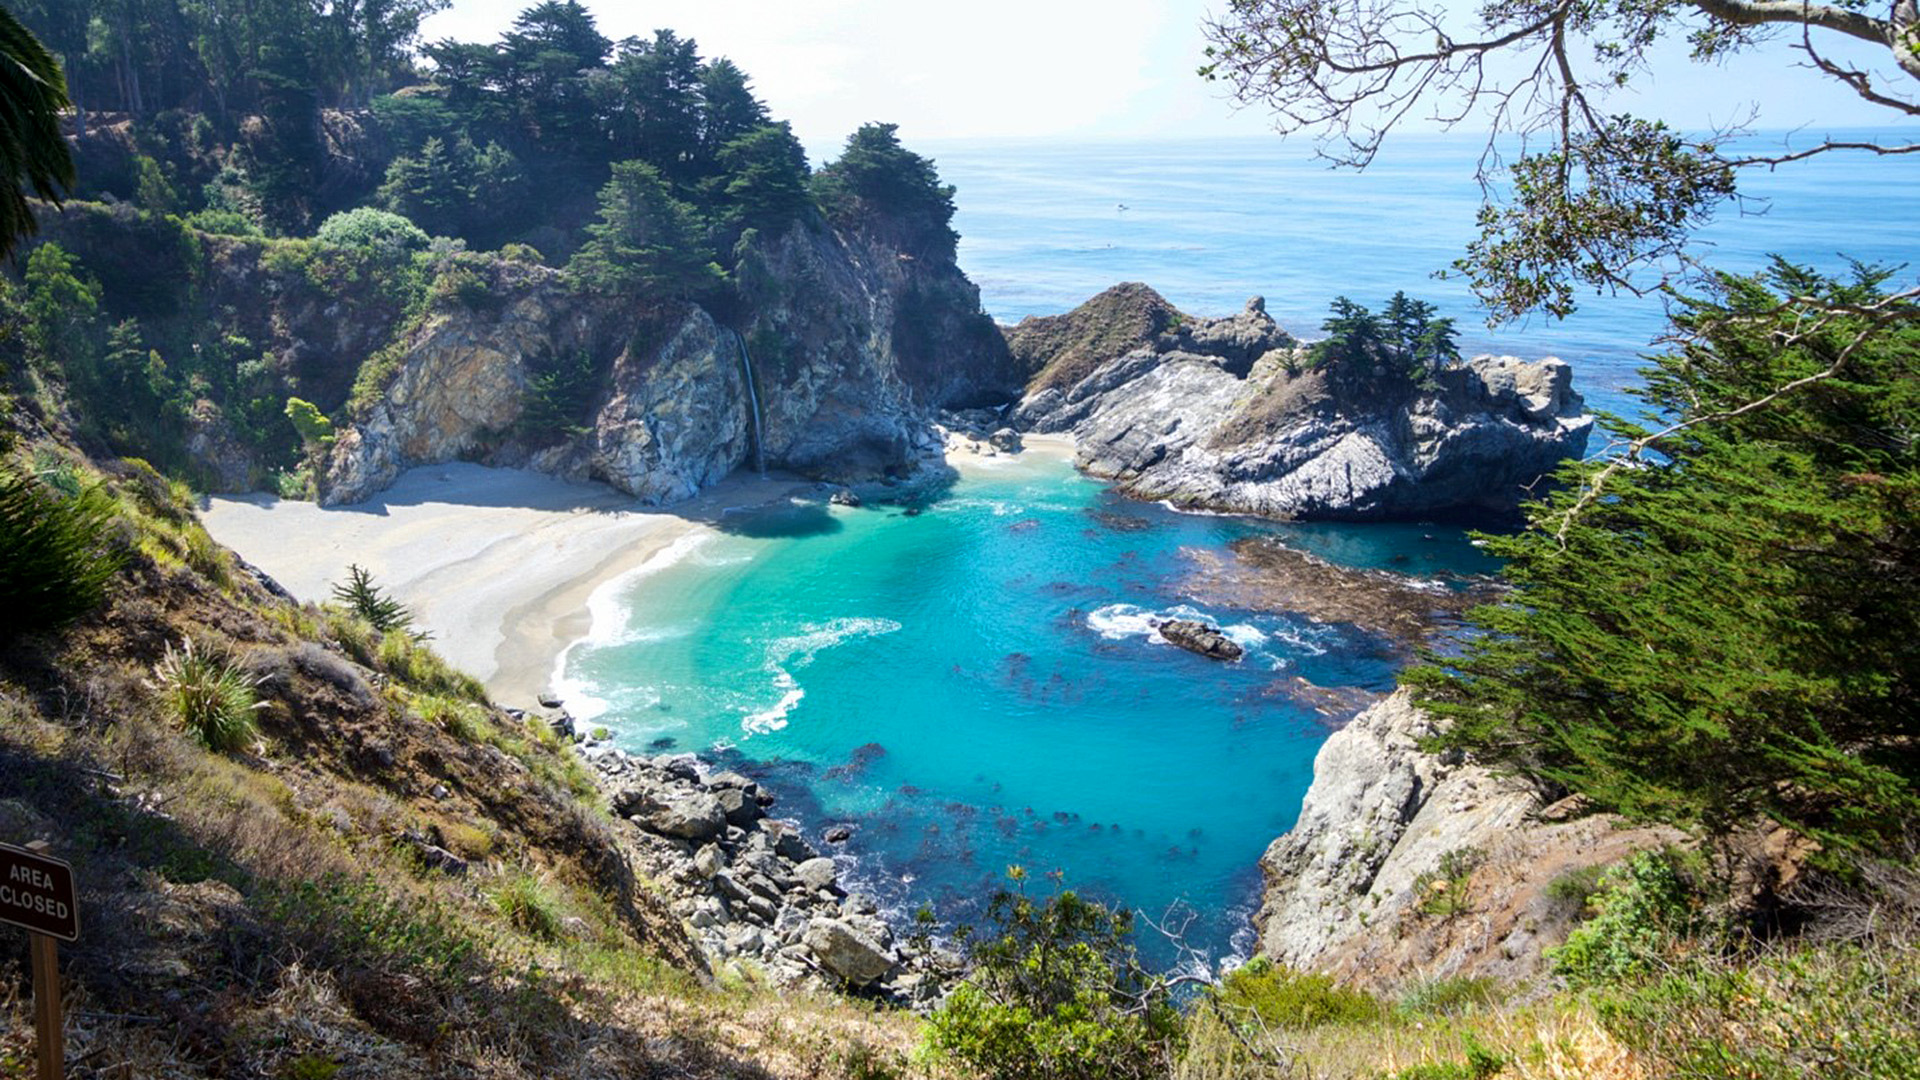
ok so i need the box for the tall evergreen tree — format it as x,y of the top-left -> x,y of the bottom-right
715,122 -> 811,237
568,160 -> 721,299
697,57 -> 767,160
1407,260 -> 1920,856
812,122 -> 957,257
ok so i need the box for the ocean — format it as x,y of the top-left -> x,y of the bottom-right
561,134 -> 1919,964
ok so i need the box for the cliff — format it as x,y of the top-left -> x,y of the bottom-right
322,218 -> 1017,506
1253,690 -> 1682,989
1010,284 -> 1594,521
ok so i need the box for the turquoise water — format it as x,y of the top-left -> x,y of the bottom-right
564,456 -> 1497,962
568,135 -> 1918,962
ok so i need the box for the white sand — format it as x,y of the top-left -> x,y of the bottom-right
200,463 -> 803,709
200,438 -> 1081,710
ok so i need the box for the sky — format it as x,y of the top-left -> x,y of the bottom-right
420,0 -> 1910,153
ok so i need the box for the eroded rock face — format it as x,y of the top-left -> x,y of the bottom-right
321,217 -> 1016,506
1254,690 -> 1683,988
1010,286 -> 1593,521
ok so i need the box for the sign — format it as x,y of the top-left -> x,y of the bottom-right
0,843 -> 79,943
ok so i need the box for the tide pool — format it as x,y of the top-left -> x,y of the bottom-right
562,454 -> 1497,962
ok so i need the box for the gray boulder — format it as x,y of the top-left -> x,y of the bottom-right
793,857 -> 839,892
803,917 -> 897,984
646,793 -> 727,842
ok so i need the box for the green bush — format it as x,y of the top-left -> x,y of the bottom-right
0,466 -> 126,637
148,637 -> 265,753
315,207 -> 429,255
1214,957 -> 1385,1029
1550,850 -> 1697,986
492,872 -> 564,941
185,208 -> 263,237
1413,846 -> 1486,920
926,877 -> 1183,1080
1396,975 -> 1503,1018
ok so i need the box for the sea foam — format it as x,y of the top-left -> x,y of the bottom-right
741,617 -> 903,735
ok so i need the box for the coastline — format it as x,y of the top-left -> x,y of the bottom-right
199,440 -> 1079,709
200,462 -> 806,708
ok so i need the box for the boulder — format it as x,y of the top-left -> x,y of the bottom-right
1154,619 -> 1244,661
793,857 -> 838,892
768,822 -> 820,862
646,793 -> 727,842
823,825 -> 853,845
692,844 -> 725,878
802,918 -> 896,985
829,487 -> 862,507
988,427 -> 1023,452
715,786 -> 764,828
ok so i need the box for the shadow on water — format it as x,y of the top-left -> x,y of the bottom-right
713,499 -> 844,539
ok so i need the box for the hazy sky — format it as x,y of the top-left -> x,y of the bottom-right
420,0 -> 1907,152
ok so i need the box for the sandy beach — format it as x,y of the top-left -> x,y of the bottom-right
199,439 -> 1079,709
201,463 -> 806,708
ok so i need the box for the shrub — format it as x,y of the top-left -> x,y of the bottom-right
1396,975 -> 1503,1017
1550,850 -> 1698,986
315,207 -> 429,256
1413,846 -> 1486,920
284,397 -> 335,447
493,872 -> 564,941
0,466 -> 126,636
1384,1035 -> 1506,1080
498,242 -> 543,265
185,208 -> 263,237
925,875 -> 1183,1080
1214,957 -> 1385,1029
148,637 -> 266,753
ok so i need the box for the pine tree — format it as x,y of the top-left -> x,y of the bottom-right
567,160 -> 722,298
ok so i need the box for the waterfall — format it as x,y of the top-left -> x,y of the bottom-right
730,329 -> 767,476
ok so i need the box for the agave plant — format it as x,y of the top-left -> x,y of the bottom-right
148,637 -> 266,753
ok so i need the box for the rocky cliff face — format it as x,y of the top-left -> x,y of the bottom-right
321,217 -> 1016,506
1010,285 -> 1593,521
1254,690 -> 1681,988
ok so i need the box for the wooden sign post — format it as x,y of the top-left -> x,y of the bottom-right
1,841 -> 79,1080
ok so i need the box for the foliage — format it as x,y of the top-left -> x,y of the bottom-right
1412,846 -> 1486,920
0,465 -> 125,636
330,563 -> 420,637
1550,851 -> 1699,987
284,397 -> 335,447
1406,262 -> 1920,854
515,348 -> 599,441
147,636 -> 266,753
315,207 -> 431,255
1311,291 -> 1459,382
1601,934 -> 1920,1080
713,122 -> 813,238
1396,975 -> 1503,1018
925,874 -> 1183,1080
20,242 -> 102,374
567,161 -> 722,298
493,872 -> 565,941
1214,957 -> 1385,1029
0,5 -> 74,258
813,123 -> 958,257
1382,1035 -> 1505,1080
185,208 -> 264,237
1201,0 -> 1920,322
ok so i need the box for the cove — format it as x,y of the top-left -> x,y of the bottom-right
559,450 -> 1498,963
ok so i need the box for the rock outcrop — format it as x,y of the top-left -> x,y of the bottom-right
1254,690 -> 1683,988
320,217 -> 1019,506
1010,284 -> 1593,521
576,735 -> 955,1003
1153,619 -> 1244,661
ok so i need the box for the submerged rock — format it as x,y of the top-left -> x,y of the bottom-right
1153,619 -> 1244,661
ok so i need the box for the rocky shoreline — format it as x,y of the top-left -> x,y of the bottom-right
534,704 -> 957,1005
